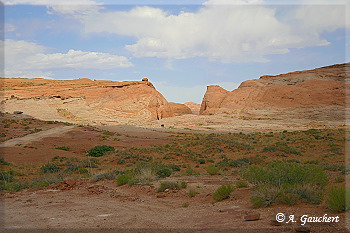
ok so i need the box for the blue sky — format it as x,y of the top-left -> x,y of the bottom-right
2,0 -> 349,103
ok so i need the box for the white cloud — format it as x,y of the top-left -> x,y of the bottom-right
1,39 -> 133,78
4,0 -> 103,17
81,3 -> 346,63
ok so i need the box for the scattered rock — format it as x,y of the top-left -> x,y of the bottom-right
156,193 -> 167,198
244,212 -> 261,221
142,78 -> 148,82
87,185 -> 107,195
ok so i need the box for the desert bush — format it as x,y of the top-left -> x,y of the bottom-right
279,192 -> 300,206
242,161 -> 328,188
250,184 -> 281,207
183,167 -> 200,176
116,174 -> 131,186
180,181 -> 188,189
156,167 -> 172,178
158,181 -> 181,192
55,146 -> 69,151
206,165 -> 219,175
128,179 -> 139,186
92,170 -> 120,183
0,157 -> 9,165
282,183 -> 323,204
188,189 -> 197,197
41,163 -> 60,173
0,171 -> 14,182
327,186 -> 350,213
335,176 -> 345,183
213,184 -> 234,202
87,145 -> 115,157
235,180 -> 249,188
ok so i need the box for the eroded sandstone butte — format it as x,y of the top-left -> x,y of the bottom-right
200,63 -> 349,120
184,102 -> 201,115
169,103 -> 192,116
0,78 -> 173,123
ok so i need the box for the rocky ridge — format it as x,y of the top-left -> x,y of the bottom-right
200,63 -> 349,120
1,78 -> 173,123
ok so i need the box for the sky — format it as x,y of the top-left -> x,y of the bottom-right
1,0 -> 349,103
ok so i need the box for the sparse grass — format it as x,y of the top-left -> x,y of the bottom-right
41,163 -> 60,173
327,186 -> 350,212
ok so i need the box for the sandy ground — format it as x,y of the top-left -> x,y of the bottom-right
1,114 -> 349,232
2,177 -> 349,232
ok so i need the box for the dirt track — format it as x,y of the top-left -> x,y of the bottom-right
0,126 -> 75,147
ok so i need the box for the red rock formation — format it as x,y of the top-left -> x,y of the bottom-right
199,85 -> 229,115
169,103 -> 192,116
200,63 -> 349,118
1,78 -> 173,122
184,102 -> 201,115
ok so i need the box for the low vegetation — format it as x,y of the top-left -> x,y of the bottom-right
1,118 -> 347,214
213,184 -> 234,202
87,145 -> 115,157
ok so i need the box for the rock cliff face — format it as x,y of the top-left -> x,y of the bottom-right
169,103 -> 192,116
184,102 -> 201,115
1,78 -> 173,123
200,63 -> 349,120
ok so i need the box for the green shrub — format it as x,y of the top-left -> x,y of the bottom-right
180,181 -> 188,189
188,189 -> 197,197
0,157 -> 9,165
279,193 -> 299,206
213,184 -> 234,202
335,176 -> 345,183
183,168 -> 200,176
327,186 -> 350,212
116,174 -> 131,186
198,159 -> 206,164
158,181 -> 181,192
250,184 -> 281,207
156,167 -> 172,178
235,180 -> 249,188
206,165 -> 219,175
128,179 -> 139,186
87,145 -> 115,157
55,146 -> 69,151
92,170 -> 120,183
41,163 -> 60,173
284,184 -> 323,204
0,171 -> 14,182
242,161 -> 328,188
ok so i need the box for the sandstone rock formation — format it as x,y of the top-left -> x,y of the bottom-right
169,103 -> 192,116
1,78 -> 173,124
184,102 -> 201,115
200,63 -> 349,120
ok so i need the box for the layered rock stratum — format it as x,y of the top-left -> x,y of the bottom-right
200,63 -> 349,121
0,78 -> 173,124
